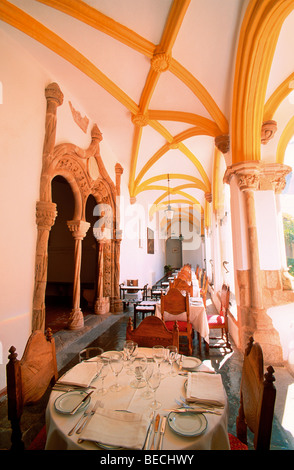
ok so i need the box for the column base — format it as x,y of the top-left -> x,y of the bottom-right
94,297 -> 110,315
111,298 -> 124,314
67,308 -> 84,330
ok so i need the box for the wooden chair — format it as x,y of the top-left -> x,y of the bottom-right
171,278 -> 193,296
126,315 -> 179,350
177,270 -> 191,283
161,288 -> 193,355
6,328 -> 58,450
205,283 -> 231,352
228,337 -> 276,450
200,274 -> 209,308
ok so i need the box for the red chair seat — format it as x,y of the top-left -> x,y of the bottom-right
165,321 -> 188,332
28,425 -> 47,450
228,433 -> 248,450
207,314 -> 225,326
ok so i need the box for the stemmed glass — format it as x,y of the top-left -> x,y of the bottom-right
166,345 -> 178,376
130,353 -> 147,388
127,342 -> 138,375
147,370 -> 161,410
109,352 -> 124,392
96,356 -> 109,396
142,361 -> 154,399
152,345 -> 166,370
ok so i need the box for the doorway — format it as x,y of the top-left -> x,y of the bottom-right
166,237 -> 182,269
45,176 -> 75,332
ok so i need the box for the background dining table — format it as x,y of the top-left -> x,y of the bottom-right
45,348 -> 230,450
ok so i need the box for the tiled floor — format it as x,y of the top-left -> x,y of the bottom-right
1,294 -> 294,450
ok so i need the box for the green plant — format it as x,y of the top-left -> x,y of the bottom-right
164,264 -> 172,274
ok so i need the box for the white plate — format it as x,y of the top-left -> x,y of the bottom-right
54,391 -> 91,415
168,412 -> 207,437
182,357 -> 201,370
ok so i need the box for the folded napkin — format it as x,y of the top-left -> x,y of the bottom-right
186,372 -> 225,407
57,362 -> 97,388
190,297 -> 202,303
80,407 -> 150,449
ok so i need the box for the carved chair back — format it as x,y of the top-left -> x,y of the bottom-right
6,328 -> 58,449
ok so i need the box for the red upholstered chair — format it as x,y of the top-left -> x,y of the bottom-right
205,283 -> 231,352
6,328 -> 58,450
161,288 -> 193,355
228,337 -> 276,450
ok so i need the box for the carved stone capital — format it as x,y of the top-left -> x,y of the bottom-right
151,53 -> 170,72
224,161 -> 261,191
45,82 -> 64,106
224,161 -> 291,193
36,201 -> 57,229
261,120 -> 277,145
130,196 -> 136,204
67,220 -> 90,239
215,134 -> 230,154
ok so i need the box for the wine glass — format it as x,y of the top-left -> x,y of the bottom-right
166,345 -> 178,376
147,370 -> 161,410
152,345 -> 166,370
142,361 -> 154,399
127,342 -> 138,375
130,353 -> 147,388
79,347 -> 104,362
96,356 -> 109,395
109,352 -> 124,392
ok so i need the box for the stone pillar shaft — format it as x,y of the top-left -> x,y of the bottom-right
67,220 -> 90,329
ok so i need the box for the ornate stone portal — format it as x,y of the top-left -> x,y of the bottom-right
32,83 -> 124,332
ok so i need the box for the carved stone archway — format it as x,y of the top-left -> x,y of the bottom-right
32,83 -> 123,332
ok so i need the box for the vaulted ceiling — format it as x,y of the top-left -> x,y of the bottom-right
1,0 -> 294,224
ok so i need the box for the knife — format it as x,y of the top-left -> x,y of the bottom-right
76,399 -> 101,434
157,416 -> 167,450
150,414 -> 160,450
144,411 -> 155,450
69,390 -> 94,415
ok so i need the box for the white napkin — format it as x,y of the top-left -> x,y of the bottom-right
57,362 -> 97,388
186,372 -> 225,407
80,407 -> 150,449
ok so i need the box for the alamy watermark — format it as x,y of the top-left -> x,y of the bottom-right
92,197 -> 201,251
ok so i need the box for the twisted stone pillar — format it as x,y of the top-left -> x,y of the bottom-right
67,220 -> 90,329
32,201 -> 57,331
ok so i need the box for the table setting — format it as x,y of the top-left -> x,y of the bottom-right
45,344 -> 230,450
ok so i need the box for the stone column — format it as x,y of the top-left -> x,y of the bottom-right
67,220 -> 90,329
224,161 -> 290,364
93,236 -> 110,315
32,201 -> 57,331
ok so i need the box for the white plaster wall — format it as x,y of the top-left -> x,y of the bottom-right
0,31 -> 165,391
0,31 -> 47,390
267,303 -> 294,362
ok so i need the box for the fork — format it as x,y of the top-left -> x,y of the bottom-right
68,408 -> 92,436
76,399 -> 102,435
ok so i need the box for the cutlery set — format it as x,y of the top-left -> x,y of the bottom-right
145,413 -> 167,450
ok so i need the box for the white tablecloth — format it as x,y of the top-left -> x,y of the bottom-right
155,301 -> 209,343
45,349 -> 229,450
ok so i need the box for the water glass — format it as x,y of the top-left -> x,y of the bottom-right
166,345 -> 178,376
79,347 -> 104,362
142,361 -> 154,399
147,370 -> 161,410
130,353 -> 147,388
96,356 -> 109,396
109,352 -> 124,392
152,345 -> 166,369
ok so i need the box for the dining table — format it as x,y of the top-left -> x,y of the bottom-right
45,348 -> 230,451
155,297 -> 209,346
